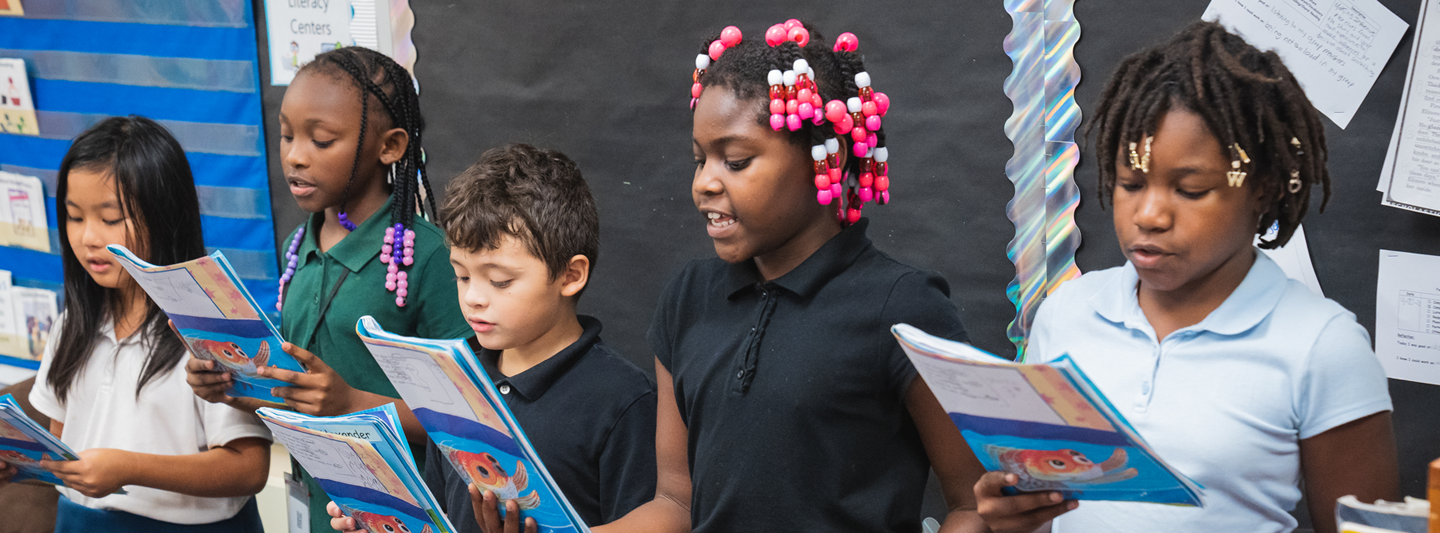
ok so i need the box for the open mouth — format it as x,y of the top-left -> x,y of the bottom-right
706,211 -> 735,228
287,176 -> 317,196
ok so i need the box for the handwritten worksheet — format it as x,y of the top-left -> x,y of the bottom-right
1379,0 -> 1440,216
1376,250 -> 1440,386
1203,0 -> 1407,128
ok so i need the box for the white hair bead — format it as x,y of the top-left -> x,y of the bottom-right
793,59 -> 809,74
855,71 -> 871,88
811,145 -> 827,161
825,138 -> 840,153
695,54 -> 711,70
783,70 -> 797,86
847,97 -> 862,113
875,147 -> 889,163
768,69 -> 783,86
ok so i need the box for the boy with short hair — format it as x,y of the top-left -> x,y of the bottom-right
327,143 -> 656,533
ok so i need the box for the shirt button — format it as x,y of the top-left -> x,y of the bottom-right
1141,381 -> 1151,394
736,370 -> 744,379
499,384 -> 511,395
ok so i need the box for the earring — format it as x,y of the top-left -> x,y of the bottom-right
1288,169 -> 1302,194
1227,144 -> 1250,187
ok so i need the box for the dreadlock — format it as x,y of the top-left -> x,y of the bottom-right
297,47 -> 434,306
695,21 -> 891,223
1090,20 -> 1329,249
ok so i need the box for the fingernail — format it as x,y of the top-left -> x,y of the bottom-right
1068,501 -> 1079,510
1006,474 -> 1017,483
1050,492 -> 1063,502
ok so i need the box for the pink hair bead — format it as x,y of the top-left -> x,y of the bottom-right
817,189 -> 833,205
396,297 -> 406,307
403,248 -> 414,258
797,88 -> 812,103
784,19 -> 803,30
866,115 -> 882,131
708,40 -> 727,61
690,98 -> 698,110
834,32 -> 859,52
770,99 -> 785,115
388,263 -> 398,274
824,101 -> 847,123
786,114 -> 802,131
770,114 -> 785,130
786,99 -> 799,115
720,26 -> 743,47
405,229 -> 415,240
397,288 -> 408,298
815,174 -> 829,190
851,127 -> 867,143
873,92 -> 890,116
385,280 -> 397,291
397,271 -> 408,281
866,132 -> 878,148
811,113 -> 825,126
859,172 -> 874,188
828,167 -> 842,183
402,256 -> 414,266
833,113 -> 854,135
875,175 -> 890,191
798,102 -> 814,119
811,93 -> 823,109
765,24 -> 786,46
691,83 -> 703,99
862,100 -> 878,117
380,253 -> 391,264
846,207 -> 862,224
853,141 -> 868,157
788,26 -> 809,47
383,233 -> 394,245
830,183 -> 842,198
858,186 -> 874,203
881,191 -> 890,204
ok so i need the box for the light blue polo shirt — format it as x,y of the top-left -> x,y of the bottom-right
1028,251 -> 1391,533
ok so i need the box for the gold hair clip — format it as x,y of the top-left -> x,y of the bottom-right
1227,143 -> 1249,187
1288,170 -> 1302,194
1128,142 -> 1141,171
1127,137 -> 1153,173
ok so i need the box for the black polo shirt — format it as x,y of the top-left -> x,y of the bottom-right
423,316 -> 657,530
649,219 -> 968,533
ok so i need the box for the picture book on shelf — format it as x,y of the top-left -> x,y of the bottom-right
0,393 -> 82,488
107,245 -> 303,404
892,324 -> 1205,507
258,404 -> 455,533
357,316 -> 590,533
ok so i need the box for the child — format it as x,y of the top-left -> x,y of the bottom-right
23,115 -> 272,532
326,143 -> 657,533
973,21 -> 1398,533
182,47 -> 472,532
597,20 -> 987,533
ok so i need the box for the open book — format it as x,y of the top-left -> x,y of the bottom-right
892,324 -> 1204,506
108,245 -> 303,404
357,316 -> 590,533
0,393 -> 79,487
258,404 -> 455,533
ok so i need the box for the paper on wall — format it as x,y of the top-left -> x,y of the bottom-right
262,0 -> 415,86
1378,0 -> 1440,217
0,270 -> 20,357
0,58 -> 36,136
1257,222 -> 1323,296
1375,250 -> 1440,386
0,171 -> 49,252
1202,0 -> 1408,129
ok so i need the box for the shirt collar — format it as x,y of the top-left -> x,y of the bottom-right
1089,249 -> 1288,337
721,218 -> 874,299
477,315 -> 603,401
295,195 -> 394,273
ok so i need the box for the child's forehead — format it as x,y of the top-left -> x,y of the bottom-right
449,234 -> 542,268
280,70 -> 368,124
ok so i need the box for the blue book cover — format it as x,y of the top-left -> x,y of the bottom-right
0,393 -> 79,487
258,404 -> 455,533
893,324 -> 1205,506
108,245 -> 304,404
357,316 -> 589,533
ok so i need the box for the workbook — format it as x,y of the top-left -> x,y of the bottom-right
357,316 -> 590,533
258,404 -> 455,533
0,393 -> 80,487
108,245 -> 304,404
892,324 -> 1205,506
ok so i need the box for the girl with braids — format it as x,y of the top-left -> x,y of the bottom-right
597,20 -> 986,533
25,116 -> 270,532
182,47 -> 470,532
975,21 -> 1397,533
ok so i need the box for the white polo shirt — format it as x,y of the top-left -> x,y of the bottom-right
30,317 -> 271,525
1028,252 -> 1391,533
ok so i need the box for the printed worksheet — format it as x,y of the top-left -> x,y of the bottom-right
1203,0 -> 1407,129
1376,250 -> 1440,385
0,171 -> 49,252
1379,0 -> 1440,216
0,59 -> 35,135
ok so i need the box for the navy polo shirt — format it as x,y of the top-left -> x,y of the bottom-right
649,219 -> 968,533
423,316 -> 657,529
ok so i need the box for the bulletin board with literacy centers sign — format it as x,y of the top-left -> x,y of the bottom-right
0,3 -> 282,375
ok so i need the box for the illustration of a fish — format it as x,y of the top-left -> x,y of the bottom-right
0,449 -> 47,468
446,448 -> 541,510
188,338 -> 269,374
344,507 -> 432,533
987,445 -> 1138,489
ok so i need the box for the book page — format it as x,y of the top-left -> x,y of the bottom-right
126,266 -> 226,319
910,353 -> 1067,426
268,421 -> 418,507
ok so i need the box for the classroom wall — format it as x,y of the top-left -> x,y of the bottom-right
253,0 -> 1440,517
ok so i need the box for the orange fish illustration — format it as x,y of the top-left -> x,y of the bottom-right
987,445 -> 1137,488
188,338 -> 269,374
0,449 -> 46,468
343,507 -> 431,533
445,448 -> 541,510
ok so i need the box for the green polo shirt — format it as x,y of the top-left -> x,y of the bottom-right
280,196 -> 471,532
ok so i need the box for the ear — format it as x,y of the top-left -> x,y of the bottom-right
833,136 -> 850,172
377,127 -> 409,166
557,254 -> 590,298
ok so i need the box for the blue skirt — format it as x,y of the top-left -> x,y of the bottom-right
55,494 -> 263,533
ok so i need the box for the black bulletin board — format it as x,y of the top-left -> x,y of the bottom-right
252,0 -> 1440,519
